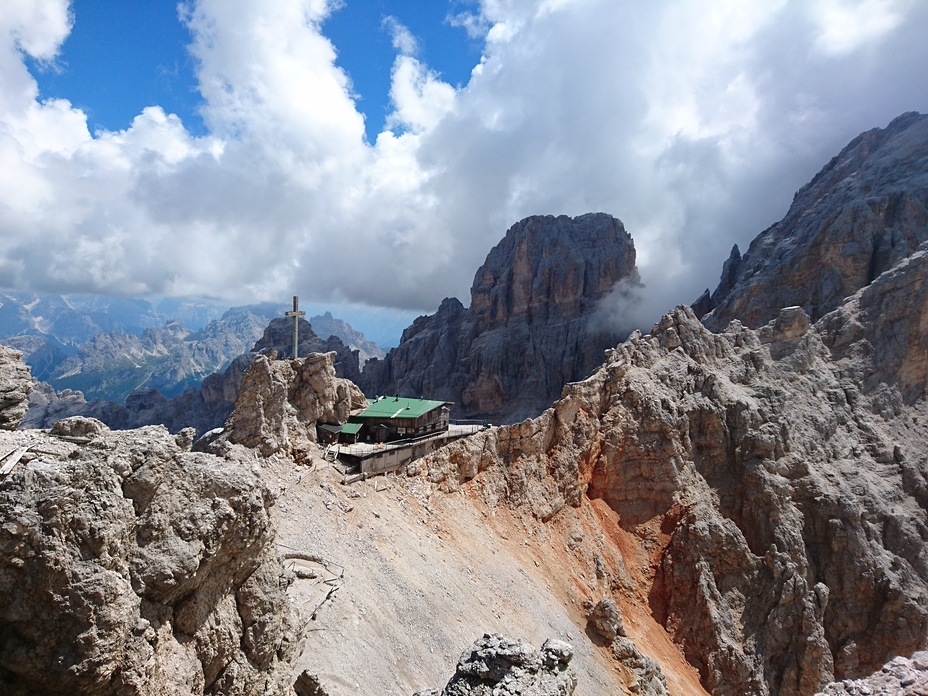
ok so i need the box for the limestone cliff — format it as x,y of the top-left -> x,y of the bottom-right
698,111 -> 928,329
0,345 -> 31,430
0,414 -> 302,695
360,213 -> 639,423
221,351 -> 367,460
415,243 -> 928,695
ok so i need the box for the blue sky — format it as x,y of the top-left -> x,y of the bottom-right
29,1 -> 205,135
2,0 -> 928,335
33,0 -> 481,143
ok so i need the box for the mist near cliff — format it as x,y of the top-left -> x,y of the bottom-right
1,0 -> 927,331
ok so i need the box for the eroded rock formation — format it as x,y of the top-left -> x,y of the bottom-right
414,634 -> 577,696
0,345 -> 31,430
698,111 -> 928,329
0,412 -> 302,695
221,352 -> 367,459
361,213 -> 639,423
254,318 -> 362,384
816,651 -> 928,695
415,243 -> 928,695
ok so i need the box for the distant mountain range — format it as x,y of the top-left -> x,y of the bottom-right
0,293 -> 383,404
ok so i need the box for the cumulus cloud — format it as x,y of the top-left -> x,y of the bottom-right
0,0 -> 926,331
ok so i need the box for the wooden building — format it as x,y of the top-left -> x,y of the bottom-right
352,396 -> 452,443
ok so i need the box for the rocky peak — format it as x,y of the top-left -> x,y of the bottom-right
308,311 -> 384,366
470,213 -> 638,331
360,213 -> 640,422
253,317 -> 362,384
700,111 -> 928,330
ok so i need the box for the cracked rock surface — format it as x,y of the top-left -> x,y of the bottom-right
414,634 -> 577,696
0,405 -> 301,695
0,345 -> 31,430
417,245 -> 928,695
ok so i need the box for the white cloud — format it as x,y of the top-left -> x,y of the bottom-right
384,15 -> 418,56
811,0 -> 906,56
387,55 -> 457,133
0,0 -> 926,328
0,0 -> 72,61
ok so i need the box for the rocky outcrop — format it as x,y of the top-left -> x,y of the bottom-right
361,213 -> 639,423
586,598 -> 626,643
0,345 -> 31,429
816,651 -> 928,695
414,634 -> 576,696
414,239 -> 928,695
253,318 -> 362,384
221,352 -> 367,460
699,111 -> 928,330
585,599 -> 667,695
0,413 -> 302,695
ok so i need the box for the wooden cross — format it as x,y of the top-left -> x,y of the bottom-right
285,295 -> 306,359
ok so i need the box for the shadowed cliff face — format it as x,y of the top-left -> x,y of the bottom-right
699,111 -> 928,330
416,243 -> 928,695
360,213 -> 640,423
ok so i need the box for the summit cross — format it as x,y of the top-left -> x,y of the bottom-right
285,296 -> 306,359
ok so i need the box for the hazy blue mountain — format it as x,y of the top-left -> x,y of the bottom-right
309,311 -> 384,364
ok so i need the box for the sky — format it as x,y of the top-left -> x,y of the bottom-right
1,0 -> 927,338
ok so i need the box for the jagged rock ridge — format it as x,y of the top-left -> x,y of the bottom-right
415,240 -> 928,694
697,111 -> 928,329
309,312 -> 384,366
42,306 -> 277,403
360,213 -> 639,423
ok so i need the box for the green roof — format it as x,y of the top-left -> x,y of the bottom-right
357,397 -> 451,420
340,422 -> 363,435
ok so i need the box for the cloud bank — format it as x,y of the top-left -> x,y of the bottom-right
1,0 -> 926,329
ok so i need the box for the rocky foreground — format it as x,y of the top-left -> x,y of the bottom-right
0,348 -> 301,695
